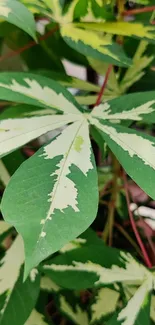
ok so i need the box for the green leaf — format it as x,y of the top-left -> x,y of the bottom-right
79,21 -> 155,44
0,236 -> 40,325
0,0 -> 36,39
91,91 -> 155,124
60,24 -> 132,67
0,73 -> 82,114
90,117 -> 155,199
25,310 -> 48,325
1,118 -> 98,278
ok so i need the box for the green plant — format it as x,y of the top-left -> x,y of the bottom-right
1,0 -> 155,324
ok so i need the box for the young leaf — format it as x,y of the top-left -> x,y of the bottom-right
91,91 -> 155,124
89,117 -> 155,199
25,310 -> 48,325
0,73 -> 82,114
79,21 -> 155,44
1,119 -> 98,278
0,0 -> 36,39
0,236 -> 40,325
60,24 -> 132,67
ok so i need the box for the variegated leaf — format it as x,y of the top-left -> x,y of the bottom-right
91,91 -> 155,124
79,21 -> 155,44
0,160 -> 10,186
0,73 -> 82,114
25,310 -> 48,325
43,252 -> 150,288
0,113 -> 79,158
60,24 -> 131,67
59,295 -> 89,325
1,118 -> 98,278
0,236 -> 40,325
108,279 -> 152,325
91,288 -> 120,323
0,0 -> 36,39
89,117 -> 155,199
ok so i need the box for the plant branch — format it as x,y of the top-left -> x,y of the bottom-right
0,25 -> 59,63
123,6 -> 155,16
122,170 -> 152,268
95,64 -> 113,106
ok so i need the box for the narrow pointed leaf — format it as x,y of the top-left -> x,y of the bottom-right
91,91 -> 155,123
108,279 -> 152,325
0,113 -> 79,158
0,0 -> 36,39
42,249 -> 149,289
0,236 -> 40,325
90,117 -> 155,199
60,24 -> 131,67
79,22 -> 155,44
1,119 -> 98,277
59,295 -> 89,325
0,73 -> 82,114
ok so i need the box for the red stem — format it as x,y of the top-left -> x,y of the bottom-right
95,64 -> 113,106
0,25 -> 59,63
123,6 -> 155,16
122,170 -> 152,268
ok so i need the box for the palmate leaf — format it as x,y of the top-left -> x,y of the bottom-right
0,0 -> 36,39
60,24 -> 131,67
1,117 -> 98,278
79,21 -> 155,44
0,236 -> 40,325
89,117 -> 155,199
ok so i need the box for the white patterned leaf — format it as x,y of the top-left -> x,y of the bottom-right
0,236 -> 40,325
25,310 -> 48,325
0,113 -> 79,158
89,117 -> 155,199
0,73 -> 82,114
91,288 -> 120,323
43,252 -> 150,287
91,91 -> 155,123
1,119 -> 98,278
0,0 -> 36,39
59,295 -> 89,325
108,279 -> 152,325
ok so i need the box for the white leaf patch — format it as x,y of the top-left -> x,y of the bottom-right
91,100 -> 155,121
43,252 -> 149,285
0,1 -> 11,17
0,78 -> 81,114
117,279 -> 152,325
0,114 -> 78,157
25,309 -> 48,325
0,236 -> 24,315
60,296 -> 89,325
90,117 -> 155,170
91,288 -> 120,322
39,119 -> 93,238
